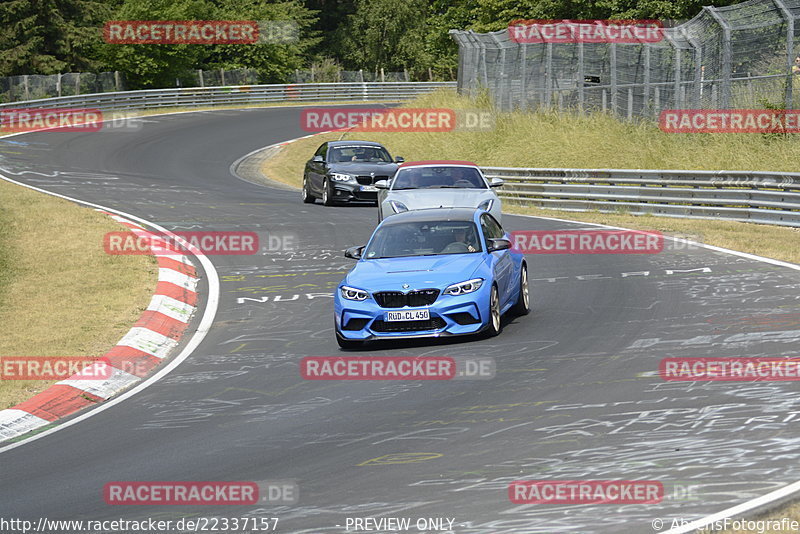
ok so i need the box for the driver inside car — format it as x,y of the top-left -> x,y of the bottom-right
442,227 -> 478,253
351,147 -> 368,161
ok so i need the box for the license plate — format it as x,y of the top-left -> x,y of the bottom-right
386,309 -> 430,322
361,185 -> 378,192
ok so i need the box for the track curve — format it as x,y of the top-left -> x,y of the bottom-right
1,107 -> 800,533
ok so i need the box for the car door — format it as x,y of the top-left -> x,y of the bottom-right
481,213 -> 513,304
306,143 -> 328,194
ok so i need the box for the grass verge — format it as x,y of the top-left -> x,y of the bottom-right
261,89 -> 800,265
0,179 -> 157,409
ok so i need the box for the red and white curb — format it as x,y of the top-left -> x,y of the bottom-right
0,211 -> 199,441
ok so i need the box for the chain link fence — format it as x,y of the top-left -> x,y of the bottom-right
0,69 -> 273,102
450,0 -> 800,118
188,68 -> 260,87
0,72 -> 125,103
291,68 -> 410,83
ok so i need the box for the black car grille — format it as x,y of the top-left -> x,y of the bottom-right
449,312 -> 481,325
356,175 -> 390,185
374,289 -> 440,308
372,317 -> 447,332
342,318 -> 370,331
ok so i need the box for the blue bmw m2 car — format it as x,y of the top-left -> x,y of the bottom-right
334,208 -> 529,348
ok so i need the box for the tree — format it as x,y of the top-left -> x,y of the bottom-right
336,0 -> 432,76
0,0 -> 111,76
98,0 -> 216,88
205,0 -> 319,83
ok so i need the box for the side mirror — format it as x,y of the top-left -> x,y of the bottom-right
489,177 -> 504,187
394,156 -> 405,163
374,180 -> 389,189
312,155 -> 324,163
487,238 -> 511,252
344,245 -> 365,259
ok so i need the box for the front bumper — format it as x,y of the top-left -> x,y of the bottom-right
331,182 -> 378,202
334,284 -> 491,341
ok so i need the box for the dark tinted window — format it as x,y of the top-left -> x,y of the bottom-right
328,145 -> 392,163
365,221 -> 482,259
481,214 -> 504,244
392,166 -> 486,190
314,143 -> 327,158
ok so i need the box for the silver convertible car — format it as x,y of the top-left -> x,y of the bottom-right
376,161 -> 504,222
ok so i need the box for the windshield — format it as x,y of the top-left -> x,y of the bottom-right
328,145 -> 392,163
391,166 -> 487,190
364,221 -> 482,259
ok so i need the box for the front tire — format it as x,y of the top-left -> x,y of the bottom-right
302,176 -> 316,204
510,263 -> 530,316
322,178 -> 334,206
336,331 -> 363,349
485,285 -> 502,337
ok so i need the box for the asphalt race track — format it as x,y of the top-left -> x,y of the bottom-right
2,107 -> 800,534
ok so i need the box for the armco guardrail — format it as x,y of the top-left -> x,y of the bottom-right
485,166 -> 800,227
0,82 -> 455,113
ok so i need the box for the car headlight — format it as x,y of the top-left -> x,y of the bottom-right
478,199 -> 494,211
340,285 -> 369,301
389,200 -> 408,213
443,278 -> 484,296
331,173 -> 355,182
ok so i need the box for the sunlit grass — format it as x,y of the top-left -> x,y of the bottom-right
0,180 -> 157,408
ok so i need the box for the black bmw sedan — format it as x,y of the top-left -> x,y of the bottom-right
302,140 -> 404,206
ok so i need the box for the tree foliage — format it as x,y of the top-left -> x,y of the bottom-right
0,0 -> 111,76
0,0 -> 753,85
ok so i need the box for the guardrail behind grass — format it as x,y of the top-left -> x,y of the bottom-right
484,166 -> 800,227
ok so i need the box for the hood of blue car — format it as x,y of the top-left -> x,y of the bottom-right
345,254 -> 484,291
